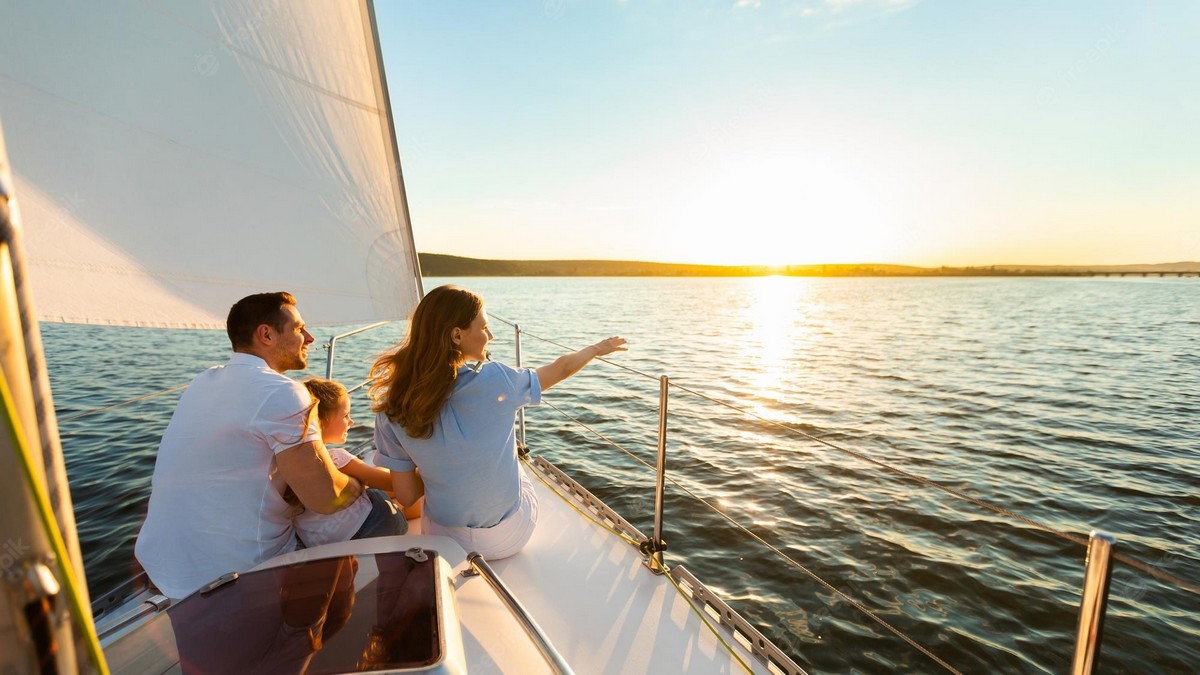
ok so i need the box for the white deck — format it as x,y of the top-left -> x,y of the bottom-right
469,466 -> 771,674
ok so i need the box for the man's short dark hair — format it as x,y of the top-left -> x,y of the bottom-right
226,292 -> 297,350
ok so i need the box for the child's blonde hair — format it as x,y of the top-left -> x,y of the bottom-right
285,378 -> 351,516
303,377 -> 349,426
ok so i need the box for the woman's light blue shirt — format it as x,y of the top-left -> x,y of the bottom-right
374,361 -> 541,528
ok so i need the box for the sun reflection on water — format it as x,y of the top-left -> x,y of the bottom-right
740,276 -> 813,413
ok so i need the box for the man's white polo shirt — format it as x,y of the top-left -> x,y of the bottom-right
135,353 -> 319,598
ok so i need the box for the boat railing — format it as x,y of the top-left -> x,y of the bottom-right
463,552 -> 575,675
323,321 -> 391,380
488,313 -> 1199,675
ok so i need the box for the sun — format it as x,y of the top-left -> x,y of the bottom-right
663,147 -> 903,267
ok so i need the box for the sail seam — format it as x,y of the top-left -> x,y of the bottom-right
139,1 -> 382,114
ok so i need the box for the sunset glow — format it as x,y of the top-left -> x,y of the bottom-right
378,3 -> 1200,267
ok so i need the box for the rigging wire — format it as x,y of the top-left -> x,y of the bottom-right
540,400 -> 658,474
672,475 -> 963,674
56,383 -> 190,423
492,314 -> 1200,598
57,375 -> 371,426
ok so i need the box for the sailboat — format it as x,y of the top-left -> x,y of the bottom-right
1,1 -> 818,672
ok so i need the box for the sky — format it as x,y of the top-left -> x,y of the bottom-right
375,1 -> 1200,267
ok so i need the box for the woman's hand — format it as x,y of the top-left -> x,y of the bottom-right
591,336 -> 628,357
538,336 -> 629,391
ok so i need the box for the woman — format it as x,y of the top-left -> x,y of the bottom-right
369,285 -> 626,559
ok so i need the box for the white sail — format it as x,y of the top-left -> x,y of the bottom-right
0,0 -> 422,328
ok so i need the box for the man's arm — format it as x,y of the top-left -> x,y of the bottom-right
276,441 -> 364,515
536,336 -> 627,392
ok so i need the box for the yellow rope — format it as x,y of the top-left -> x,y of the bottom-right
522,456 -> 640,547
524,456 -> 754,673
0,372 -> 110,674
660,565 -> 755,673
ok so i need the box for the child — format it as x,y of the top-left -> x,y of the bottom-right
291,378 -> 405,547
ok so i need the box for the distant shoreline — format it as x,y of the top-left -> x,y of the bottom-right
419,253 -> 1200,278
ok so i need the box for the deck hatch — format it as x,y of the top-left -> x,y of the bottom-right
165,549 -> 446,673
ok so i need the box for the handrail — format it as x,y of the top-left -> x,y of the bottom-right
324,321 -> 390,379
463,552 -> 575,675
94,593 -> 171,643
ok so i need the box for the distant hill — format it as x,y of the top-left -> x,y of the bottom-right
418,253 -> 1200,277
419,253 -> 776,277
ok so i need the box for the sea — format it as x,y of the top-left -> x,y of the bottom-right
43,276 -> 1199,674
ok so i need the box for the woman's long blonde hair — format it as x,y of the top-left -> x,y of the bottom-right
370,285 -> 482,439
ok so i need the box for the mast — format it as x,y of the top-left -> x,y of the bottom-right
1,119 -> 105,674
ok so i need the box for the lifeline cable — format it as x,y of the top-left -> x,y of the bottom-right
539,398 -> 960,674
56,383 -> 190,423
490,315 -> 1200,597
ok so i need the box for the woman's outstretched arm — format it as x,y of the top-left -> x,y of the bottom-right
536,336 -> 627,392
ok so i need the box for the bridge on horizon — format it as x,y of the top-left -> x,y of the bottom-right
1078,271 -> 1200,277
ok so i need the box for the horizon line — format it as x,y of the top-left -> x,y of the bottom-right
418,252 -> 1200,270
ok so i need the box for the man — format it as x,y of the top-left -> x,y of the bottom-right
135,292 -> 404,598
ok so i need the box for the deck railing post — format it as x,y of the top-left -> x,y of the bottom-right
324,336 -> 337,379
1071,530 -> 1117,674
322,321 -> 390,380
514,323 -> 527,454
647,374 -> 669,573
